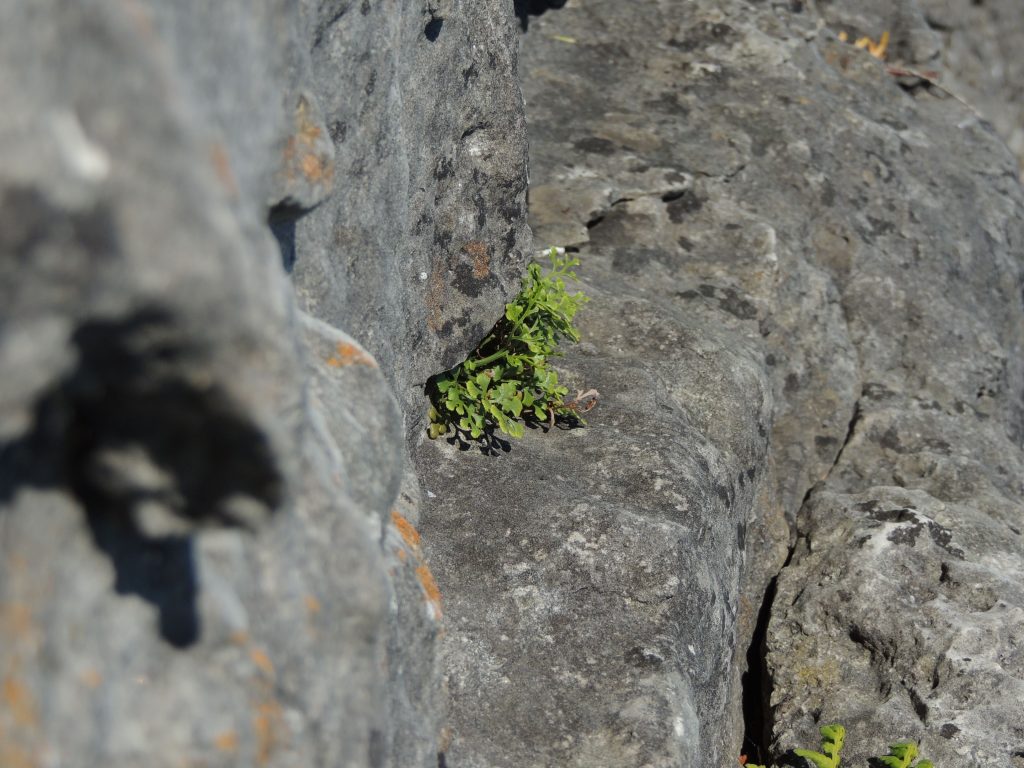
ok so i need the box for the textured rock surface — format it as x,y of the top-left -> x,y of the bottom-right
0,0 -> 527,766
417,272 -> 779,766
2,0 -> 1023,766
816,0 -> 1024,174
418,0 -> 1024,765
288,0 -> 532,423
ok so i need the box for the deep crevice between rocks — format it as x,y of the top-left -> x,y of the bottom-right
268,201 -> 307,274
740,389 -> 864,762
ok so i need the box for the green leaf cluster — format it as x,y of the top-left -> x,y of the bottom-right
876,741 -> 933,768
427,248 -> 589,441
746,724 -> 935,768
792,724 -> 845,768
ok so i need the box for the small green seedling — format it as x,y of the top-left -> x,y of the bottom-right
427,248 -> 593,441
876,741 -> 933,768
794,723 -> 845,768
743,725 -> 936,768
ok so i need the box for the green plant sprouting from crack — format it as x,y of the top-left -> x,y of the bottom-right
427,248 -> 595,441
793,723 -> 845,768
875,741 -> 934,768
745,724 -> 935,768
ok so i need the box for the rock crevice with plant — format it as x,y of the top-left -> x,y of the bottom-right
427,248 -> 595,442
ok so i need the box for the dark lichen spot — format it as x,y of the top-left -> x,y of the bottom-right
888,523 -> 923,547
453,262 -> 494,298
625,646 -> 665,668
814,435 -> 838,459
665,190 -> 704,222
940,723 -> 960,739
329,120 -> 348,144
866,506 -> 917,524
717,286 -> 757,320
434,156 -> 454,181
668,22 -> 735,52
878,426 -> 904,452
611,247 -> 660,275
574,136 -> 617,155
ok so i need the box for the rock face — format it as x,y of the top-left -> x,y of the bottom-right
0,0 -> 526,766
418,0 -> 1024,766
2,0 -> 1023,766
287,0 -> 532,422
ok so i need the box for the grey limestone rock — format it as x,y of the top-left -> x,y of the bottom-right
0,0 -> 529,765
418,0 -> 1024,765
3,0 -> 1024,765
288,0 -> 532,425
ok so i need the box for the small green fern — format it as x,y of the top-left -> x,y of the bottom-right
743,725 -> 936,768
876,741 -> 933,768
426,247 -> 590,441
793,723 -> 845,768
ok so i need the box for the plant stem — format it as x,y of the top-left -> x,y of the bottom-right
466,348 -> 508,370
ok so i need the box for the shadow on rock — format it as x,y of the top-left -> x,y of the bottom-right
513,0 -> 568,32
1,308 -> 285,648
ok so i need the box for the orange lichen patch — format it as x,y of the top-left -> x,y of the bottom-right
214,729 -> 239,753
391,510 -> 422,550
395,548 -> 407,562
296,98 -> 323,144
230,630 -> 249,647
304,595 -> 321,617
0,603 -> 32,638
462,240 -> 491,279
3,677 -> 37,729
415,563 -> 442,616
209,142 -> 238,196
248,647 -> 275,679
0,737 -> 36,768
300,153 -> 326,183
79,668 -> 102,690
325,340 -> 377,368
281,96 -> 335,188
253,700 -> 284,765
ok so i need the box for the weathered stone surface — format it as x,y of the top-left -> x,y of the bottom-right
766,482 -> 1024,767
417,266 -> 777,766
3,0 -> 1023,765
816,0 -> 1024,174
418,0 -> 1024,765
288,0 -> 532,423
0,0 -> 529,765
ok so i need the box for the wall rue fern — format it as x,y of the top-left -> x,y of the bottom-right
427,248 -> 593,441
